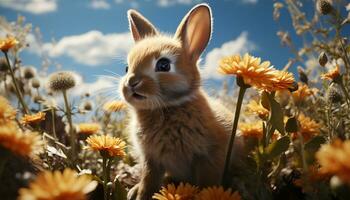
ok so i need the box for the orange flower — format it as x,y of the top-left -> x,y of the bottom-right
18,168 -> 98,200
77,123 -> 100,135
0,36 -> 18,52
292,113 -> 321,142
218,53 -> 295,92
103,100 -> 126,112
0,96 -> 16,123
0,123 -> 43,157
218,54 -> 276,91
195,186 -> 241,200
321,65 -> 341,81
86,135 -> 126,157
21,112 -> 46,125
292,83 -> 317,103
239,122 -> 279,140
271,71 -> 295,91
316,139 -> 350,183
246,100 -> 269,120
153,183 -> 199,200
239,122 -> 263,139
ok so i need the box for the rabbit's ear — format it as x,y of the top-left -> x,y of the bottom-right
128,10 -> 158,41
174,4 -> 212,61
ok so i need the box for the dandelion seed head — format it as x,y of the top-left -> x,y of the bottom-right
317,0 -> 333,15
48,71 -> 76,92
31,78 -> 41,88
22,67 -> 36,79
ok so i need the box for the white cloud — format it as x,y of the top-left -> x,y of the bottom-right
89,0 -> 111,10
114,0 -> 139,8
116,0 -> 200,7
0,0 -> 57,14
157,0 -> 201,7
41,31 -> 133,66
72,77 -> 116,97
201,32 -> 256,79
241,0 -> 258,4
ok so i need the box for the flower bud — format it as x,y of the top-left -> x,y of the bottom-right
285,117 -> 298,133
297,67 -> 308,85
316,0 -> 333,15
31,78 -> 41,88
327,85 -> 343,104
318,52 -> 328,67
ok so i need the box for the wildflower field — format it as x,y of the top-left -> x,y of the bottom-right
0,1 -> 350,200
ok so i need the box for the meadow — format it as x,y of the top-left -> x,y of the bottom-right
0,0 -> 350,200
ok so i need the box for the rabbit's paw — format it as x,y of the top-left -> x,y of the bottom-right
127,184 -> 139,200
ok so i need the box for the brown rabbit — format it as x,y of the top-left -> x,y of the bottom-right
120,4 -> 244,200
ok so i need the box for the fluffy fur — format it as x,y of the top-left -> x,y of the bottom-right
119,4 -> 243,200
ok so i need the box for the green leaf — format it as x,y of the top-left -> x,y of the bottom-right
285,117 -> 298,133
266,93 -> 285,135
265,136 -> 290,159
260,91 -> 270,110
304,136 -> 326,152
112,179 -> 128,200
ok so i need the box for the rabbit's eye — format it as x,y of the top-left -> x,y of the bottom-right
125,66 -> 128,73
155,58 -> 171,72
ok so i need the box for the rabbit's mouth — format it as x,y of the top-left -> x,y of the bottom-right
132,92 -> 147,100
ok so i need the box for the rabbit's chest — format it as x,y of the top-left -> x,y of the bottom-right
136,119 -> 210,176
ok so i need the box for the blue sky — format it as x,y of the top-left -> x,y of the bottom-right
0,0 -> 340,95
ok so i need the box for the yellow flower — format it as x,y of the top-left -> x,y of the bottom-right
0,123 -> 43,157
195,186 -> 241,200
292,83 -> 317,103
0,96 -> 16,123
103,100 -> 126,112
246,100 -> 269,120
77,123 -> 100,135
18,168 -> 98,200
21,112 -> 46,125
218,54 -> 276,91
153,183 -> 199,200
218,53 -> 295,92
316,139 -> 350,183
239,122 -> 263,139
271,71 -> 295,91
0,36 -> 18,52
292,114 -> 321,142
321,65 -> 341,81
86,135 -> 126,157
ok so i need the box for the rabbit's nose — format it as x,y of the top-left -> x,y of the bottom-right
127,75 -> 141,88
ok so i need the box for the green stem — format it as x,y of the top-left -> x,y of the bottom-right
102,156 -> 110,200
338,81 -> 350,108
3,52 -> 29,114
62,90 -> 76,163
51,108 -> 57,139
298,132 -> 307,173
221,85 -> 247,187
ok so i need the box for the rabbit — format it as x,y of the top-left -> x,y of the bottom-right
119,3 -> 246,200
